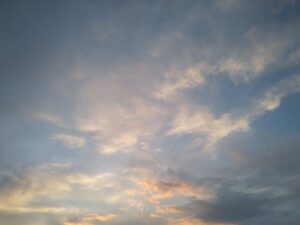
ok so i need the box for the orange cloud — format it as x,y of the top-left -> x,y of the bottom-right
168,218 -> 236,225
150,204 -> 184,218
64,213 -> 118,225
136,178 -> 214,203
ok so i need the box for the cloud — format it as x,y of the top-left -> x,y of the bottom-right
193,191 -> 272,223
174,134 -> 300,225
167,217 -> 235,225
167,105 -> 249,151
154,64 -> 205,100
182,174 -> 300,225
153,205 -> 184,216
168,74 -> 300,152
0,163 -> 178,223
31,1 -> 300,156
0,164 -> 72,213
51,133 -> 86,149
97,133 -> 138,155
34,113 -> 66,127
253,74 -> 300,112
70,73 -> 167,154
1,1 -> 300,224
133,175 -> 215,204
216,25 -> 293,83
64,213 -> 118,225
66,173 -> 116,190
0,164 -> 123,215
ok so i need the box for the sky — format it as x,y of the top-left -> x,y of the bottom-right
0,0 -> 300,225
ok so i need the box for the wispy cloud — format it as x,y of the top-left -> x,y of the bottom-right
1,0 -> 300,224
154,64 -> 205,100
51,133 -> 86,149
168,74 -> 300,152
136,178 -> 214,203
64,213 -> 118,225
34,112 -> 66,127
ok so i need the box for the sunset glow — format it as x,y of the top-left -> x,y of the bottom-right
1,1 -> 300,225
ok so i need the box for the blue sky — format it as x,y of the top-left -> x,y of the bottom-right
1,1 -> 300,225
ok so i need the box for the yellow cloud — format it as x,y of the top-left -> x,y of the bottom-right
64,213 -> 118,225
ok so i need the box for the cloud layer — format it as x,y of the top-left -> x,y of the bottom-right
1,0 -> 300,224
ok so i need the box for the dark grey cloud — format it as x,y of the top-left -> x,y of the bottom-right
176,134 -> 300,225
189,181 -> 299,225
194,189 -> 273,223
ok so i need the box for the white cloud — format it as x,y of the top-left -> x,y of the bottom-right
154,64 -> 205,100
0,164 -> 72,213
64,213 -> 118,225
168,105 -> 250,151
253,74 -> 300,113
168,74 -> 300,152
70,73 -> 168,154
51,133 -> 86,149
0,164 -> 126,215
34,112 -> 66,127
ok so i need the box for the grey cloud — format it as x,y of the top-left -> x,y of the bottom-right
0,213 -> 61,225
194,189 -> 272,223
175,134 -> 300,225
246,138 -> 300,177
181,175 -> 300,225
